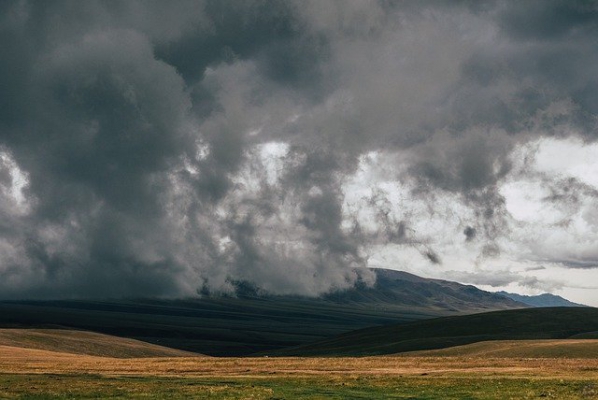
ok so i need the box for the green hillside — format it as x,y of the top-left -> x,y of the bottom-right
270,307 -> 598,356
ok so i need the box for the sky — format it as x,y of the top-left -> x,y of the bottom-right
1,1 -> 598,305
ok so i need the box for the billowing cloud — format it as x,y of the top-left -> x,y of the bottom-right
1,0 -> 598,302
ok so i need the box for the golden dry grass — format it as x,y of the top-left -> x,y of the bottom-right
0,329 -> 198,358
3,337 -> 598,399
2,329 -> 598,381
2,343 -> 598,380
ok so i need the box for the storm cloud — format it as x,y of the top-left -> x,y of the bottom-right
1,0 -> 598,300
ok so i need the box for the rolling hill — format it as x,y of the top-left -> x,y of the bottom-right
0,268 -> 524,356
0,329 -> 198,358
269,307 -> 598,356
402,339 -> 598,358
497,291 -> 586,308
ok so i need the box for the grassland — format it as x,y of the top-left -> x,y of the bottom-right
2,304 -> 598,398
2,342 -> 598,399
3,374 -> 598,399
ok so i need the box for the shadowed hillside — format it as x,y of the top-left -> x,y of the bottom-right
269,307 -> 598,356
0,297 -> 437,357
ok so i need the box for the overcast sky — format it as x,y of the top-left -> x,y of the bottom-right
1,0 -> 598,305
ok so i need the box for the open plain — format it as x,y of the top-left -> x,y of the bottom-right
2,340 -> 598,399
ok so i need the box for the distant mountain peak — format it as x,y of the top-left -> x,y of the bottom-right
497,291 -> 586,308
321,268 -> 525,312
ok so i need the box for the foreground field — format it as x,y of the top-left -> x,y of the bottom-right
2,344 -> 598,399
2,374 -> 598,399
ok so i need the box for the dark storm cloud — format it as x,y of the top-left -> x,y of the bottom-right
463,226 -> 476,242
553,259 -> 598,270
455,0 -> 598,135
1,0 -> 597,298
497,0 -> 598,41
364,189 -> 409,244
423,249 -> 442,265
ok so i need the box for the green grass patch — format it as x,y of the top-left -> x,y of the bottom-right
0,374 -> 597,399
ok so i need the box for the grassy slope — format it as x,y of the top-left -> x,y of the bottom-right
403,339 -> 598,358
270,307 -> 598,356
0,329 -> 199,358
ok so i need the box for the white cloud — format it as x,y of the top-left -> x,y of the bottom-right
534,137 -> 598,188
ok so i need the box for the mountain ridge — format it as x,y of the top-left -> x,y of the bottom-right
497,291 -> 586,308
322,268 -> 524,312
